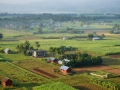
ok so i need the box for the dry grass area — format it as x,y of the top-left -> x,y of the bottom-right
74,65 -> 113,72
102,56 -> 120,68
106,69 -> 120,75
109,54 -> 120,58
13,60 -> 65,78
84,30 -> 110,34
13,60 -> 54,69
74,65 -> 120,75
33,68 -> 58,78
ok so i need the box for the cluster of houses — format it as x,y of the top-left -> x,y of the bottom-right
48,57 -> 72,74
4,48 -> 46,58
4,48 -> 72,74
0,46 -> 77,89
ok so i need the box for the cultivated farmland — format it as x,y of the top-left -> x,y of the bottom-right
0,13 -> 120,90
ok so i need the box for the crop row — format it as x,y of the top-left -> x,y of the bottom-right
0,62 -> 51,84
1,38 -> 120,56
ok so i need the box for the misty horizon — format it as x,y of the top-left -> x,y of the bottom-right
0,0 -> 120,14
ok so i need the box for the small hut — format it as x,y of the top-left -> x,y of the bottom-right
33,50 -> 46,57
4,48 -> 11,54
60,66 -> 72,74
48,57 -> 58,63
92,37 -> 101,41
58,59 -> 70,65
1,77 -> 12,87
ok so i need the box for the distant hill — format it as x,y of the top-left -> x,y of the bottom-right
0,0 -> 120,13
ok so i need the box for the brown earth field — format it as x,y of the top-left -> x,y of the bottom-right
33,68 -> 58,78
109,54 -> 120,58
84,30 -> 110,34
106,69 -> 120,75
73,65 -> 120,75
32,67 -> 65,79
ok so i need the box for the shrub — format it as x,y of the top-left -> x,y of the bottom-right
33,82 -> 76,90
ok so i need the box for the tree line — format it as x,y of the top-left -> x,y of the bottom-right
49,46 -> 102,67
0,13 -> 118,30
16,40 -> 40,55
61,52 -> 103,68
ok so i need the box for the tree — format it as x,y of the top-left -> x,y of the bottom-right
93,32 -> 97,35
16,40 -> 33,55
80,23 -> 83,27
88,34 -> 94,40
113,24 -> 119,31
0,33 -> 3,40
101,34 -> 105,38
37,26 -> 42,34
35,41 -> 40,50
62,60 -> 67,65
49,47 -> 57,57
56,48 -> 64,58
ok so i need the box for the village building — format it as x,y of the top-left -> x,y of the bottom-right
33,50 -> 46,57
1,77 -> 12,87
92,37 -> 101,41
4,48 -> 11,54
58,59 -> 70,65
48,57 -> 58,63
60,66 -> 72,74
58,60 -> 63,64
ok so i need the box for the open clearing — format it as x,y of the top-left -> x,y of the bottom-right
109,54 -> 120,58
74,65 -> 120,75
84,30 -> 110,34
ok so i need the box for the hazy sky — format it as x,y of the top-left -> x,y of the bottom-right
0,0 -> 44,4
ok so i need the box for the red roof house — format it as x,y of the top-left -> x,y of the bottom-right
60,66 -> 72,74
1,77 -> 12,87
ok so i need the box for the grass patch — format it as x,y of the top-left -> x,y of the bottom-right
33,82 -> 76,90
0,62 -> 52,84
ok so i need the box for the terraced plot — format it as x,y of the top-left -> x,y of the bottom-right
0,62 -> 51,84
33,68 -> 58,78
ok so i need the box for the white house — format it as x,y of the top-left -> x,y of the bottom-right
4,48 -> 11,54
33,50 -> 46,57
93,37 -> 101,41
58,59 -> 70,65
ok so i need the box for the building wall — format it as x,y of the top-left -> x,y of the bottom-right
61,68 -> 71,73
2,80 -> 12,87
33,51 -> 46,57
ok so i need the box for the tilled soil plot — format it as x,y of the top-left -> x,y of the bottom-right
33,68 -> 58,78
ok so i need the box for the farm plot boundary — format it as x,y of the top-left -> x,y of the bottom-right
33,68 -> 58,78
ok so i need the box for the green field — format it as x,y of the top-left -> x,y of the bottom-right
0,23 -> 120,90
1,36 -> 120,56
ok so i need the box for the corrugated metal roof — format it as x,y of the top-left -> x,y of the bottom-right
35,50 -> 46,52
49,57 -> 55,61
93,37 -> 100,40
58,60 -> 62,64
64,59 -> 70,62
4,48 -> 10,52
60,66 -> 69,70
